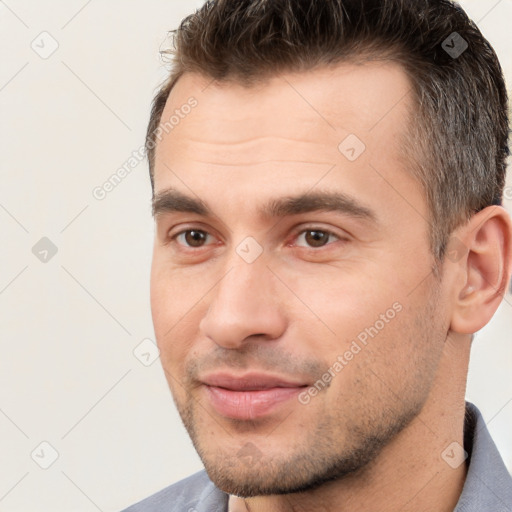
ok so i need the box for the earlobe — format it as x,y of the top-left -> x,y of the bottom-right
449,206 -> 512,335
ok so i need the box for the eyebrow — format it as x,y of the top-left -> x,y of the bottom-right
152,187 -> 377,223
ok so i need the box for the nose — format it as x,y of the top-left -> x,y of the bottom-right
199,258 -> 287,349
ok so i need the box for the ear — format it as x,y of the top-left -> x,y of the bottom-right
449,206 -> 512,335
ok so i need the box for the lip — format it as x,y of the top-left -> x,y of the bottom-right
201,372 -> 308,420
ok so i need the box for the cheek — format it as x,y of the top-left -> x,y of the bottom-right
282,264 -> 419,391
150,262 -> 206,364
285,266 -> 402,340
313,302 -> 434,425
150,252 -> 208,322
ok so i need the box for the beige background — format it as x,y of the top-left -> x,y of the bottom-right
0,1 -> 511,511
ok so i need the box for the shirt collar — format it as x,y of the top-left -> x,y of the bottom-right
453,401 -> 512,511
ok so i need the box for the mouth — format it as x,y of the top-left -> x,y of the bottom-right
200,372 -> 309,420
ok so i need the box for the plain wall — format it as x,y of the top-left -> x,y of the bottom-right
0,1 -> 510,510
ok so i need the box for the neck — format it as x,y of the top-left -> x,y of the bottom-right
229,335 -> 470,512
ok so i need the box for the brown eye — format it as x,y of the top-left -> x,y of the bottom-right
302,230 -> 333,248
178,230 -> 210,247
297,229 -> 339,249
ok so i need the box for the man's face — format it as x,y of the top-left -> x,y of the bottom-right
150,63 -> 451,496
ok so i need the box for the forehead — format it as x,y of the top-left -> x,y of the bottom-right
154,61 -> 414,174
152,61 -> 425,225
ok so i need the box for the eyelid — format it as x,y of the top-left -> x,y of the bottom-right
288,226 -> 343,246
167,220 -> 217,238
288,224 -> 347,246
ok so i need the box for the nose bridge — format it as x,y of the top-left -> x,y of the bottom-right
215,234 -> 273,306
214,252 -> 274,319
199,249 -> 286,348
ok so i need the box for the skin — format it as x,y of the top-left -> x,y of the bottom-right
150,62 -> 512,512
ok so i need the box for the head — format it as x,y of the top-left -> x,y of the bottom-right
148,0 -> 512,498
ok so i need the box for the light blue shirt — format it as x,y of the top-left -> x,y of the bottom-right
122,402 -> 512,511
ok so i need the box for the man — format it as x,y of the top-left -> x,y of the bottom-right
123,0 -> 512,510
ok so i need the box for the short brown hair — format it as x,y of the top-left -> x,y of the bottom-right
146,0 -> 509,260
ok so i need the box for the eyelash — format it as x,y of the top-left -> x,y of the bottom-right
169,227 -> 342,250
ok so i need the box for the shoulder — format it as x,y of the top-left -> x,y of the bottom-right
120,470 -> 228,512
454,402 -> 512,511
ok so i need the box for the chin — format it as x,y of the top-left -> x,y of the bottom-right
200,445 -> 378,498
